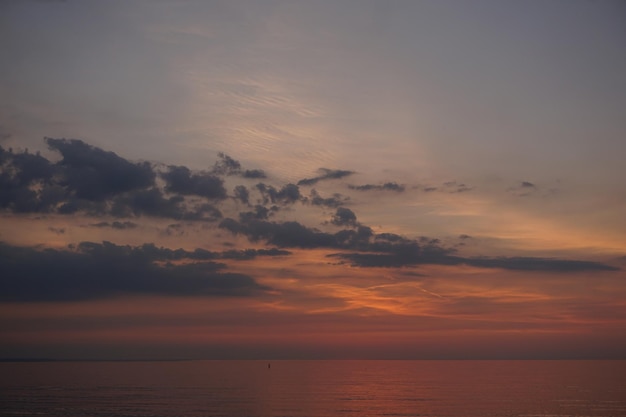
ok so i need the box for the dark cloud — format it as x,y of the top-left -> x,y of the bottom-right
110,188 -> 223,221
233,185 -> 249,205
521,181 -> 536,188
462,257 -> 619,272
220,248 -> 291,260
212,153 -> 266,179
0,139 -> 277,220
0,146 -> 62,213
255,183 -> 300,205
213,152 -> 241,176
0,241 -> 269,302
239,205 -> 272,222
277,184 -> 301,202
111,187 -> 182,218
307,189 -> 349,208
331,207 -> 358,227
297,168 -> 354,186
45,138 -> 155,201
90,221 -> 138,230
161,165 -> 226,200
331,251 -> 619,272
217,216 -> 618,273
242,169 -> 266,179
111,221 -> 138,230
1,140 -> 227,219
414,181 -> 474,194
163,223 -> 184,237
219,218 -> 340,249
48,227 -> 65,234
348,182 -> 405,192
219,218 -> 401,254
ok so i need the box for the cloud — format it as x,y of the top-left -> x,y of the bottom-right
161,165 -> 226,200
2,138 -> 617,277
110,187 -> 222,221
462,257 -> 619,272
219,218 -> 416,255
442,181 -> 473,193
46,138 -> 156,201
255,183 -> 301,205
212,153 -> 266,178
239,205 -> 274,222
0,145 -> 61,213
413,181 -> 475,194
89,221 -> 138,230
212,152 -> 241,176
348,182 -> 405,192
297,168 -> 354,186
233,185 -> 250,205
331,251 -> 618,272
331,207 -> 358,227
0,241 -> 270,302
220,218 -> 347,249
217,216 -> 618,273
307,189 -> 349,208
0,140 -> 282,220
507,181 -> 540,197
220,248 -> 291,260
242,169 -> 266,179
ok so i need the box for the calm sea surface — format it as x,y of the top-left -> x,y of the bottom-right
1,360 -> 625,417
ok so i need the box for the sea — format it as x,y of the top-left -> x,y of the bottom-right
1,360 -> 625,417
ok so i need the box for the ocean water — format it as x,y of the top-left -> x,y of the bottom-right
1,360 -> 625,417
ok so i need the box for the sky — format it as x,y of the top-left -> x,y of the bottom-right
1,0 -> 625,360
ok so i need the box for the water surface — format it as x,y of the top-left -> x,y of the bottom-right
1,360 -> 625,417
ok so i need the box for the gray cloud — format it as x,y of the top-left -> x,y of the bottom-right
331,207 -> 358,227
110,187 -> 222,221
242,169 -> 267,179
0,145 -> 62,213
255,183 -> 301,205
0,241 -> 271,302
46,138 -> 156,201
442,181 -> 473,193
348,182 -> 405,192
212,152 -> 241,176
507,181 -> 540,197
307,189 -> 349,208
90,221 -> 138,230
462,257 -> 618,272
331,252 -> 618,272
239,205 -> 274,222
0,139 -> 226,220
233,185 -> 250,205
218,217 -> 618,273
212,153 -> 266,179
297,168 -> 354,186
161,165 -> 226,200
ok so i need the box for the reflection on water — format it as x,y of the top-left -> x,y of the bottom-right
1,360 -> 625,417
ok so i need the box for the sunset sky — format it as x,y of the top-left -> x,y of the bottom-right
1,0 -> 625,359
